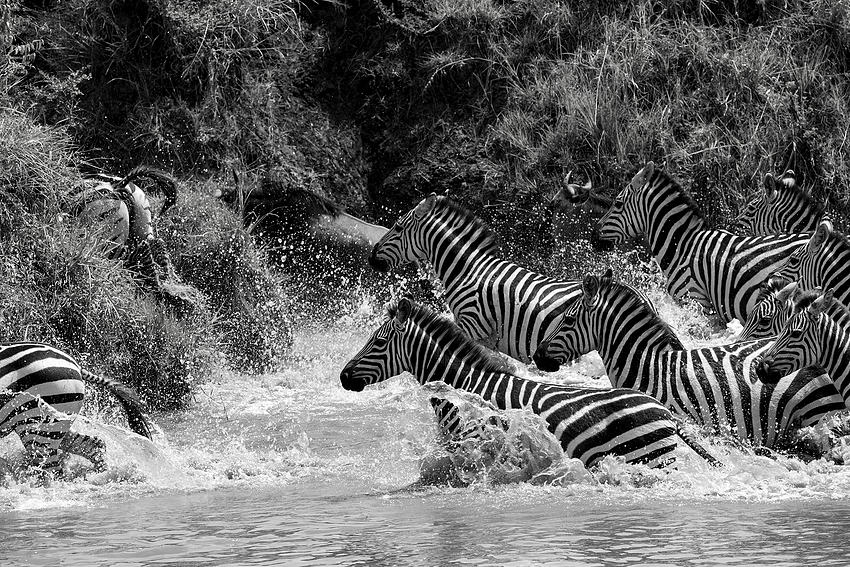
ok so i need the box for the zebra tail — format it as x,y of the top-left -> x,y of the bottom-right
117,165 -> 178,216
80,369 -> 154,440
672,415 -> 723,468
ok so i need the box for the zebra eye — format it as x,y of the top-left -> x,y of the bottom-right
562,316 -> 576,326
614,199 -> 624,208
373,337 -> 388,346
790,329 -> 804,339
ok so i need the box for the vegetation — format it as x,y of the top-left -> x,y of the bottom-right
1,0 -> 849,407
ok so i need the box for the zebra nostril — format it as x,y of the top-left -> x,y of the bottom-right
533,350 -> 561,373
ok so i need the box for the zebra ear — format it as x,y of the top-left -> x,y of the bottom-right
776,280 -> 799,303
582,274 -> 600,304
414,193 -> 438,220
631,162 -> 655,191
812,289 -> 834,315
600,267 -> 614,285
763,173 -> 777,202
809,220 -> 833,255
396,297 -> 413,327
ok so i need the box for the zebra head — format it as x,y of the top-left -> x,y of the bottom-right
738,280 -> 799,341
339,298 -> 415,391
734,170 -> 797,235
369,194 -> 438,272
533,270 -> 610,372
756,289 -> 833,385
595,162 -> 656,246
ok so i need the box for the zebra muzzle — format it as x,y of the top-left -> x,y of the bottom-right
755,357 -> 782,384
532,351 -> 561,373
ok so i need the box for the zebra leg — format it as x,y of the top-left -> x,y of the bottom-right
671,414 -> 722,468
59,431 -> 107,471
1,392 -> 74,475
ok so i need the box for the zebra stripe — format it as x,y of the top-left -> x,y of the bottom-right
772,220 -> 850,309
758,290 -> 850,407
340,298 -> 720,468
0,390 -> 74,471
532,272 -> 846,449
596,162 -> 810,322
735,170 -> 826,235
0,342 -> 153,440
369,195 -> 580,362
738,280 -> 801,341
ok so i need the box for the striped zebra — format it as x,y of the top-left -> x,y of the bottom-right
369,195 -> 580,363
735,170 -> 826,235
757,290 -> 850,408
1,342 -> 153,471
531,271 -> 846,450
595,162 -> 810,323
738,280 -> 801,341
771,220 -> 850,309
340,297 -> 721,468
77,165 -> 177,290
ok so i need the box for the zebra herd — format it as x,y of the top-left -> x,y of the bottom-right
342,161 -> 850,475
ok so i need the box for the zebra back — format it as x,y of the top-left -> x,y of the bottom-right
341,297 -> 716,468
735,170 -> 823,235
534,273 -> 845,449
597,162 -> 809,323
369,195 -> 581,362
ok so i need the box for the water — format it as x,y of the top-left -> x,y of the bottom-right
3,292 -> 850,566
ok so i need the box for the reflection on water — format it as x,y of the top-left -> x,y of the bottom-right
3,293 -> 850,565
3,485 -> 850,566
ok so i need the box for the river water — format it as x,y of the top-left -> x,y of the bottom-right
3,291 -> 850,566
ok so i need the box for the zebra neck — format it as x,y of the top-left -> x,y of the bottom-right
812,243 -> 850,305
407,348 -> 523,411
596,321 -> 673,394
424,221 -> 498,290
823,318 -> 850,403
645,203 -> 705,275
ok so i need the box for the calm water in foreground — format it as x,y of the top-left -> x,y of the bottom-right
3,293 -> 850,566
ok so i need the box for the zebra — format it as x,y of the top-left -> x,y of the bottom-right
735,170 -> 827,235
531,270 -> 846,451
1,389 -> 87,473
757,289 -> 850,409
77,165 -> 178,292
368,194 -> 581,363
771,219 -> 850,310
595,162 -> 810,323
738,280 -> 801,341
340,297 -> 721,469
1,342 -> 154,471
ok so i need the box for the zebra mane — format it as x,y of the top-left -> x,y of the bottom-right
434,197 -> 501,256
601,279 -> 687,350
385,300 -> 514,375
794,289 -> 850,328
648,167 -> 706,222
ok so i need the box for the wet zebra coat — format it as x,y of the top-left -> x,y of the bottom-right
369,195 -> 580,363
0,342 -> 153,440
735,170 -> 825,235
772,220 -> 850,310
532,273 -> 846,449
758,291 -> 850,408
340,298 -> 721,468
596,162 -> 809,323
0,389 -> 76,471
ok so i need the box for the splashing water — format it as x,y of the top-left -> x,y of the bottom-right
4,281 -> 850,565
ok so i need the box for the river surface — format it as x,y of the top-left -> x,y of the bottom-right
3,291 -> 850,566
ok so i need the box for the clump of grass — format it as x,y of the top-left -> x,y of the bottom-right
161,185 -> 293,374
